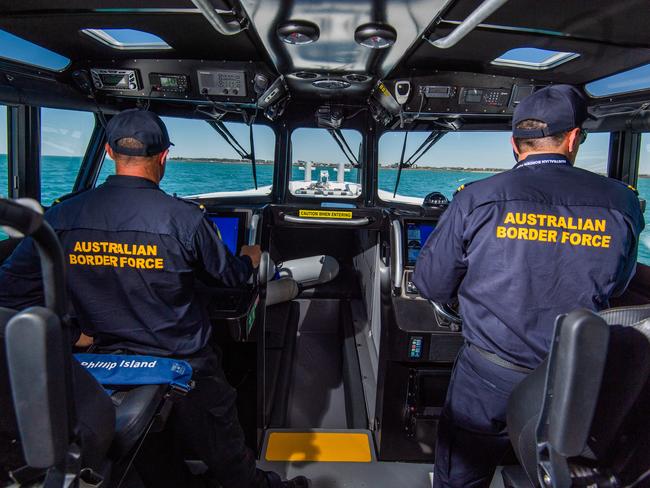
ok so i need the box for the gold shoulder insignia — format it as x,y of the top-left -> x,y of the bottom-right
627,184 -> 639,195
456,184 -> 465,193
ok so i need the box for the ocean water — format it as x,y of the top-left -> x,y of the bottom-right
1,154 -> 650,264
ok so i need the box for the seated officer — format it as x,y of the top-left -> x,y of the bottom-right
0,109 -> 307,488
413,85 -> 644,488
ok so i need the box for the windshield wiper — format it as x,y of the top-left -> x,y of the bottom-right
393,130 -> 446,197
207,119 -> 259,190
328,129 -> 360,168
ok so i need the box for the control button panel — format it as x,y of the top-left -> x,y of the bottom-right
483,88 -> 510,106
406,280 -> 419,295
459,87 -> 510,106
408,336 -> 424,359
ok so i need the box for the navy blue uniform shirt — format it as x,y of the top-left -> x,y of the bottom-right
0,175 -> 253,356
413,153 -> 645,369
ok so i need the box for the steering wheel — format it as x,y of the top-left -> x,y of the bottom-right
429,300 -> 462,331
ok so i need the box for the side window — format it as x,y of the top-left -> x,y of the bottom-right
638,134 -> 650,265
573,132 -> 610,174
0,104 -> 6,241
40,108 -> 95,205
0,105 -> 6,197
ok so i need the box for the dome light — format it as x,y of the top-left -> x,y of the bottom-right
292,71 -> 319,79
277,20 -> 320,45
313,79 -> 351,90
344,74 -> 371,83
354,23 -> 396,49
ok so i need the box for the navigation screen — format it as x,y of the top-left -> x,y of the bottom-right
160,76 -> 178,88
209,216 -> 240,255
406,222 -> 435,266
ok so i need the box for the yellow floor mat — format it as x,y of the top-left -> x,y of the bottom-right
265,432 -> 372,462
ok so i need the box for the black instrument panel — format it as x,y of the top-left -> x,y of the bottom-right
85,59 -> 267,104
392,71 -> 542,115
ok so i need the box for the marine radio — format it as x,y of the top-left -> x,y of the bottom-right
149,73 -> 189,93
197,69 -> 247,97
90,68 -> 140,91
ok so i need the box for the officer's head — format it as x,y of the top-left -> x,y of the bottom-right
511,85 -> 590,165
104,109 -> 173,184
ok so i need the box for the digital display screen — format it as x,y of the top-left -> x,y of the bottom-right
160,76 -> 178,88
101,74 -> 129,86
465,89 -> 483,103
209,216 -> 241,255
406,222 -> 435,266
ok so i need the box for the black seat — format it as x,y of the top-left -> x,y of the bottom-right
0,200 -> 169,486
505,308 -> 650,487
109,384 -> 168,459
1,307 -> 116,483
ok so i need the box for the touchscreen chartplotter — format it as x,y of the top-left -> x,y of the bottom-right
405,221 -> 435,266
208,212 -> 248,255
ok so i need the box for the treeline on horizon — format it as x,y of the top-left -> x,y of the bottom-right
2,154 -> 650,177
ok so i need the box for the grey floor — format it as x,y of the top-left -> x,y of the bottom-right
266,298 -> 506,487
258,460 -> 505,487
285,300 -> 348,429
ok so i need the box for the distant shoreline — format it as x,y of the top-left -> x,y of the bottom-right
3,155 -> 650,177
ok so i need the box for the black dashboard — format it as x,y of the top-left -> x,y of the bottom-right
82,59 -> 270,106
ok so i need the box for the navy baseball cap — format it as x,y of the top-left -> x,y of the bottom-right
512,85 -> 590,138
106,109 -> 173,156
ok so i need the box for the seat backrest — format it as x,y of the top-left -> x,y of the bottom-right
508,307 -> 650,487
541,310 -> 610,458
5,307 -> 70,469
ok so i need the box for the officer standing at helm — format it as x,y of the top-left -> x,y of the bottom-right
0,109 -> 308,488
413,85 -> 644,487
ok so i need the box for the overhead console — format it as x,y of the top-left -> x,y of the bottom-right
82,59 -> 272,105
373,71 -> 542,121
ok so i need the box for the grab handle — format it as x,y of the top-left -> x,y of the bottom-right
282,214 -> 370,227
426,0 -> 509,49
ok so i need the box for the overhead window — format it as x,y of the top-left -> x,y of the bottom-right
81,28 -> 171,50
585,63 -> 650,97
491,47 -> 579,70
0,29 -> 70,71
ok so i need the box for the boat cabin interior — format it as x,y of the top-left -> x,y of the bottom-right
1,0 -> 650,487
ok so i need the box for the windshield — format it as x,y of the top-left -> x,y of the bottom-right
290,127 -> 362,199
378,131 -> 610,203
98,117 -> 275,198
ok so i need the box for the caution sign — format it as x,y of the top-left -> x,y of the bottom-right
298,209 -> 353,219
